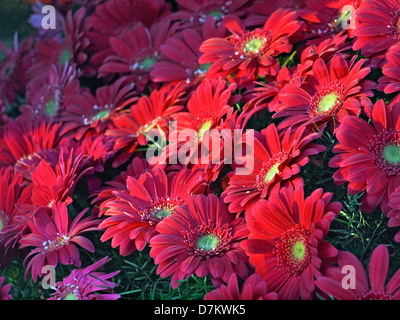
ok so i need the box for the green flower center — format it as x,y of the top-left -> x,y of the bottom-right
64,293 -> 77,300
244,38 -> 264,53
264,162 -> 280,183
0,219 -> 3,232
60,49 -> 71,66
45,100 -> 56,116
92,110 -> 110,122
318,93 -> 338,112
292,241 -> 306,260
155,209 -> 172,219
383,144 -> 400,165
208,10 -> 222,20
141,57 -> 157,70
198,120 -> 213,140
197,234 -> 219,251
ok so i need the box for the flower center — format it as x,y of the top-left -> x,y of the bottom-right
234,29 -> 271,59
140,197 -> 183,225
140,57 -> 157,70
318,92 -> 338,112
197,234 -> 220,251
198,120 -> 213,141
256,152 -> 288,190
0,219 -> 3,233
309,82 -> 345,118
182,220 -> 232,257
45,100 -> 56,116
245,38 -> 264,53
360,290 -> 396,300
64,293 -> 77,300
208,10 -> 222,21
52,283 -> 81,300
43,234 -> 70,252
389,10 -> 400,40
273,224 -> 312,276
60,49 -> 71,66
92,110 -> 111,122
264,162 -> 281,183
383,144 -> 400,165
368,129 -> 400,176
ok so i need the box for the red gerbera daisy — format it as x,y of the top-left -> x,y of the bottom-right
0,116 -> 66,169
30,146 -> 94,209
222,123 -> 325,214
60,78 -> 136,141
353,0 -> 400,68
329,100 -> 400,214
99,19 -> 177,92
21,63 -> 80,120
48,256 -> 120,300
28,7 -> 91,81
204,273 -> 278,300
165,77 -> 238,166
0,167 -> 31,265
86,0 -> 171,72
106,82 -> 185,167
19,201 -> 100,282
242,186 -> 341,300
316,245 -> 400,300
151,16 -> 226,86
199,9 -> 302,86
99,167 -> 207,256
274,55 -> 375,132
150,193 -> 250,288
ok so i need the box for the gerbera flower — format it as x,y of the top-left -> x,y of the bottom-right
222,123 -> 325,214
86,0 -> 171,71
274,55 -> 375,132
99,19 -> 177,92
329,100 -> 400,214
151,16 -> 226,86
378,44 -> 400,105
99,167 -> 207,256
30,146 -> 94,209
353,0 -> 400,68
316,245 -> 400,300
48,256 -> 120,300
242,186 -> 341,300
0,277 -> 12,300
106,82 -> 185,167
169,0 -> 252,29
0,116 -> 66,169
21,63 -> 80,120
0,167 -> 31,265
150,193 -> 250,288
388,188 -> 400,242
28,7 -> 91,80
60,78 -> 136,141
165,77 -> 238,166
199,9 -> 302,86
204,273 -> 278,300
19,201 -> 100,282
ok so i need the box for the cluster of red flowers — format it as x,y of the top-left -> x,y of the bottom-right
1,0 -> 400,301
